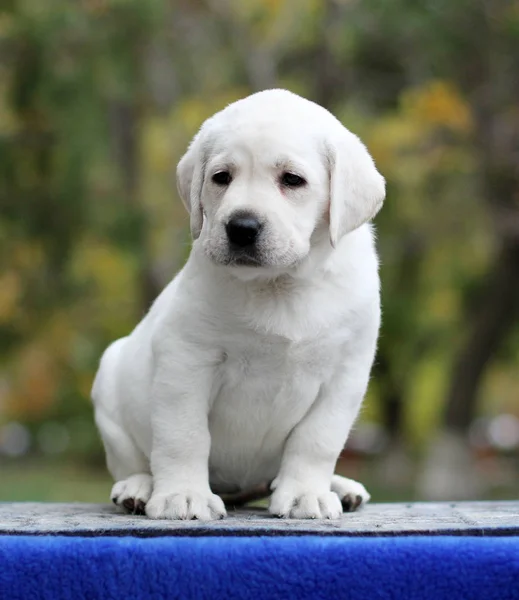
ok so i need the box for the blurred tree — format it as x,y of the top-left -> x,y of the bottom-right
357,0 -> 519,498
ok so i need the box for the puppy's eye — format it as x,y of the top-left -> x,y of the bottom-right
281,172 -> 306,187
212,171 -> 232,186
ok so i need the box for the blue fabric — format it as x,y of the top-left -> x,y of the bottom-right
1,535 -> 518,600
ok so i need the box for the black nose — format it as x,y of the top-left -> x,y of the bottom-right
226,214 -> 262,247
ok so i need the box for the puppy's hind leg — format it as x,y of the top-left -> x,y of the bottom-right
219,481 -> 272,508
111,473 -> 153,515
331,474 -> 371,512
95,412 -> 152,515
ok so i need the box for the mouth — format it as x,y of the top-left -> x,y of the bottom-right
224,251 -> 302,273
231,254 -> 263,267
205,238 -> 301,271
221,241 -> 265,267
205,246 -> 265,268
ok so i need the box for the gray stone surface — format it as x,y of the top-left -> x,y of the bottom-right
1,501 -> 518,537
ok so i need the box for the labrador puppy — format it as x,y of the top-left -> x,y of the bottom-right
91,89 -> 385,520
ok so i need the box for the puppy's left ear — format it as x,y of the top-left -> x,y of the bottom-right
177,133 -> 205,240
327,129 -> 385,247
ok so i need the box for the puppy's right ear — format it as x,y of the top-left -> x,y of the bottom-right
177,133 -> 205,240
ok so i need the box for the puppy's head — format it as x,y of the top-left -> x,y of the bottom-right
177,90 -> 385,277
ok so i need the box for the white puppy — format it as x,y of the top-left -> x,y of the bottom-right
91,89 -> 385,520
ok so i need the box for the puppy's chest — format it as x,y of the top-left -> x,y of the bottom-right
218,334 -> 337,387
208,333 -> 343,488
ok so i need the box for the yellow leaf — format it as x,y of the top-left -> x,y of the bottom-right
0,271 -> 21,324
402,80 -> 473,133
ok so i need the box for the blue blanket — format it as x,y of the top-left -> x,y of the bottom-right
1,535 -> 518,599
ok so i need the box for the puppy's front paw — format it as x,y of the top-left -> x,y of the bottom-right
111,473 -> 153,515
269,484 -> 342,519
331,475 -> 371,512
145,490 -> 227,521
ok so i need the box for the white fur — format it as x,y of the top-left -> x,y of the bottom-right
92,89 -> 385,520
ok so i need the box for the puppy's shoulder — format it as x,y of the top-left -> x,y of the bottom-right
333,224 -> 380,291
145,258 -> 221,352
324,224 -> 381,330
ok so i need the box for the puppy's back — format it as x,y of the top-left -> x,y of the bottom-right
91,337 -> 128,413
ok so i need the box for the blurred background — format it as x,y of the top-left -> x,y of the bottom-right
0,0 -> 518,504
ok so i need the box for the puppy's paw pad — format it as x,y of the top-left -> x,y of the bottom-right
146,490 -> 226,521
121,498 -> 147,515
269,489 -> 342,520
342,494 -> 364,512
331,475 -> 370,512
111,474 -> 153,515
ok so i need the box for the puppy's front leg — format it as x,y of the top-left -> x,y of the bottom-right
270,354 -> 373,519
145,350 -> 226,521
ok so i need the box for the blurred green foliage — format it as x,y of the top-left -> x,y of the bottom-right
0,0 -> 518,500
